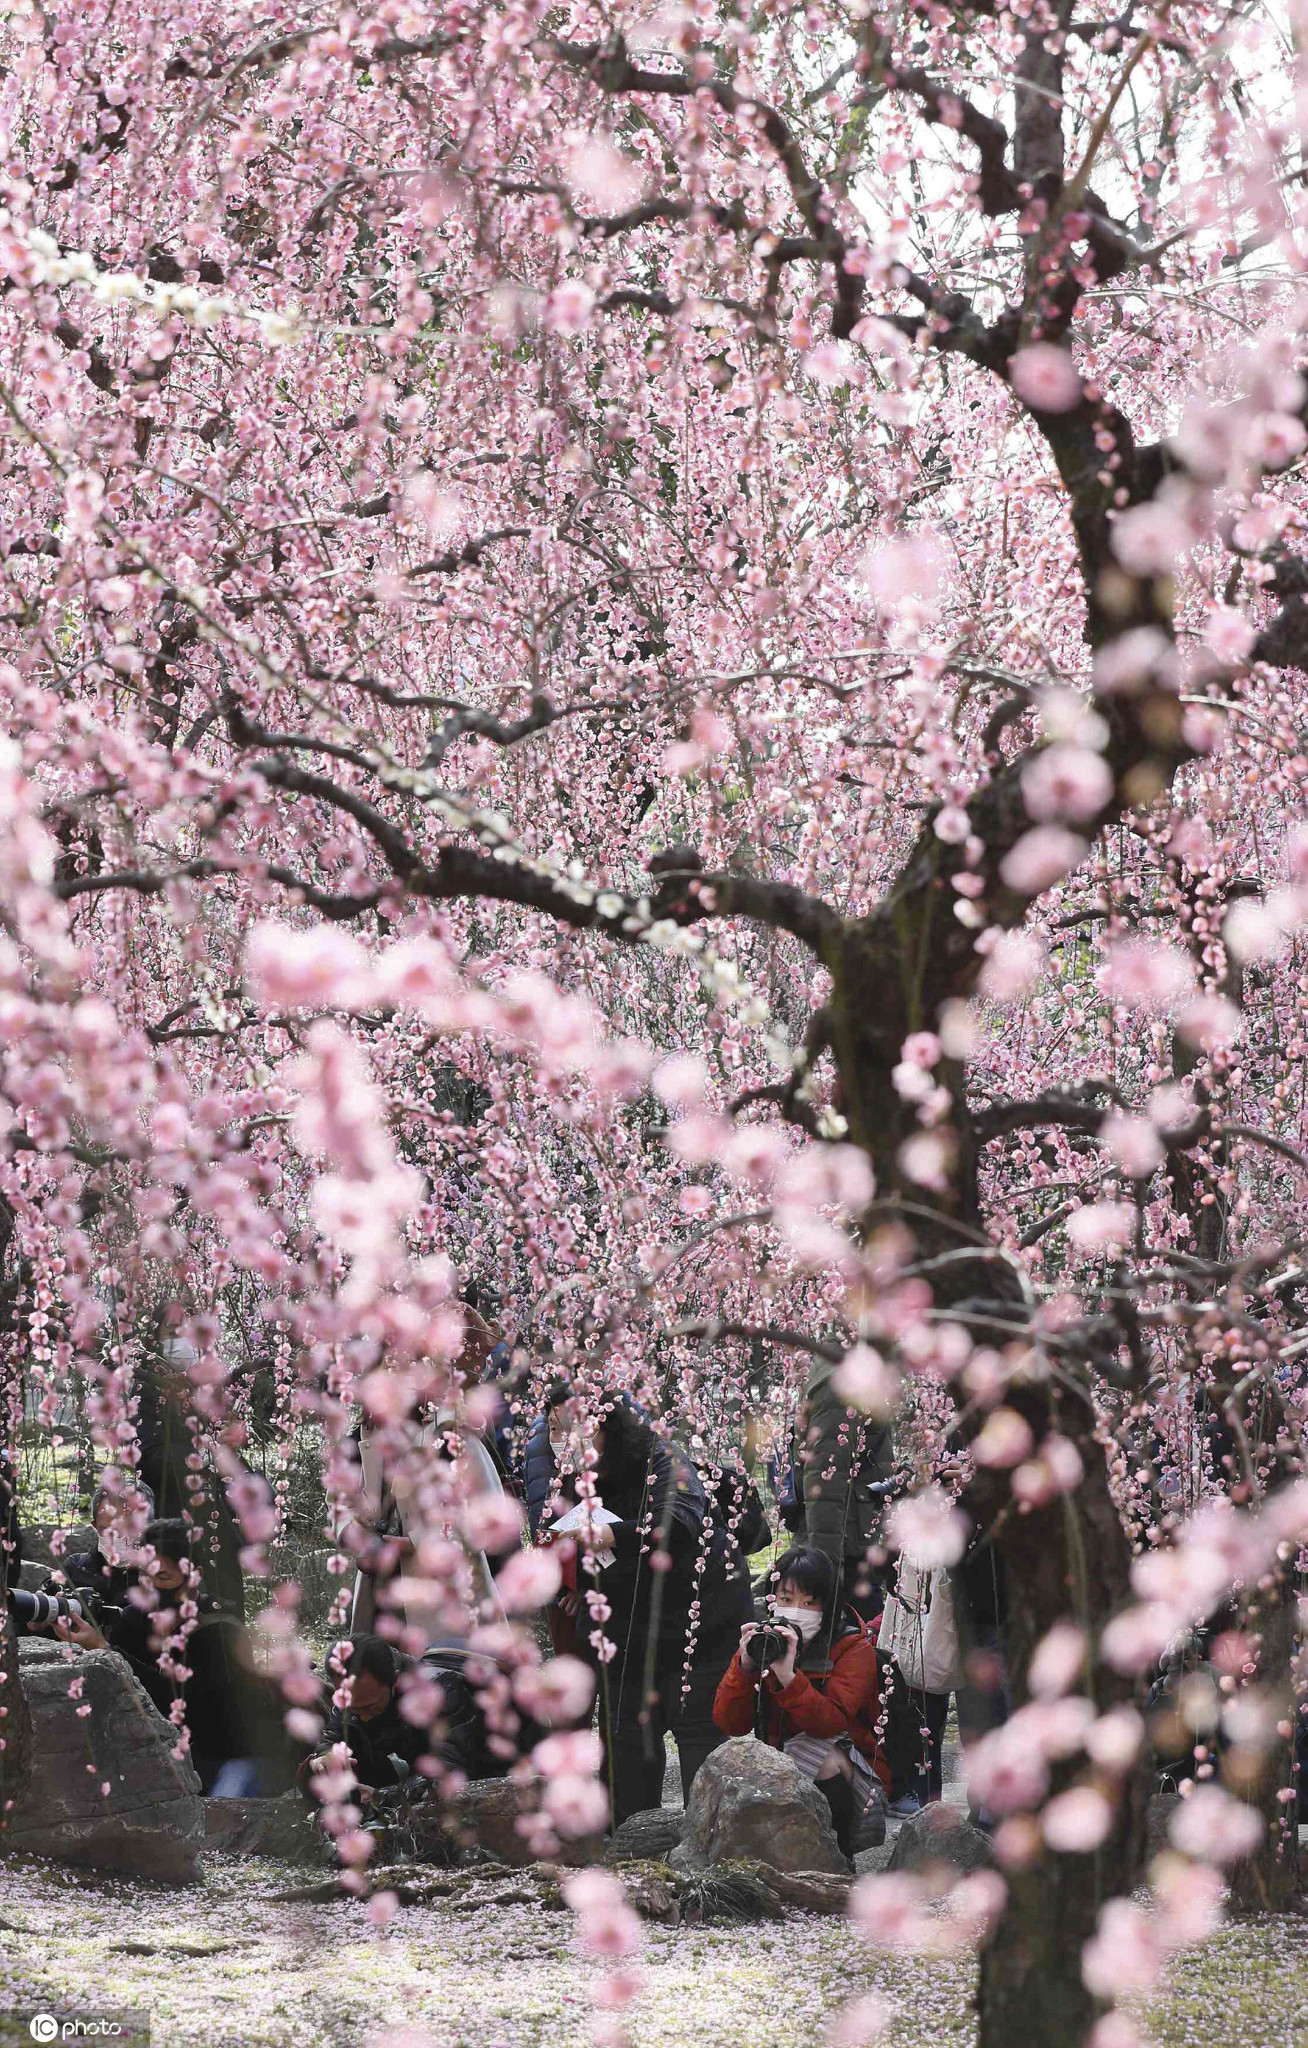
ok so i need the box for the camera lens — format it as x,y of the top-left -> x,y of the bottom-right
7,1588 -> 85,1632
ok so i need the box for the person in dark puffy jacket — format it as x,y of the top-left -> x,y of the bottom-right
523,1377 -> 578,1538
792,1356 -> 895,1621
43,1473 -> 155,1609
301,1635 -> 429,1799
548,1392 -> 749,1828
57,1518 -> 290,1796
709,1463 -> 771,1559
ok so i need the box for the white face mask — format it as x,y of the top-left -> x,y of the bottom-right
549,1435 -> 569,1460
774,1604 -> 822,1643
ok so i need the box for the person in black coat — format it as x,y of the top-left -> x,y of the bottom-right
1,1457 -> 22,1593
301,1636 -> 429,1800
43,1474 -> 155,1609
548,1393 -> 750,1828
300,1635 -> 524,1803
56,1517 -> 289,1796
522,1377 -> 579,1538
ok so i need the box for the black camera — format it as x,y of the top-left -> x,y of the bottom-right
742,1623 -> 791,1670
8,1587 -> 91,1634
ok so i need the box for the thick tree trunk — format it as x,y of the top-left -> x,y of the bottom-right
137,1356 -> 248,1618
829,916 -> 1150,2048
1228,1587 -> 1301,1916
974,1405 -> 1148,2048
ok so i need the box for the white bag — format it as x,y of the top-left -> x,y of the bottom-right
884,1555 -> 931,1691
920,1570 -> 966,1693
886,1557 -> 964,1695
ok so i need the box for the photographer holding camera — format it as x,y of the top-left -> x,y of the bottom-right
45,1471 -> 154,1608
49,1517 -> 289,1797
712,1545 -> 890,1857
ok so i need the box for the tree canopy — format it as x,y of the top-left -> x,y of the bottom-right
3,0 -> 1308,2040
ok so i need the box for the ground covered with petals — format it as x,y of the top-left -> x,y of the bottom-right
0,1857 -> 1306,2047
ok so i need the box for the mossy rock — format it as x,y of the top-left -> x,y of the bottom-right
275,1853 -> 850,1926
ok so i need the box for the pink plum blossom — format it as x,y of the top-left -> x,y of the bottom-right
1021,745 -> 1113,824
972,1408 -> 1036,1469
824,1993 -> 891,2046
493,1547 -> 563,1614
1097,939 -> 1195,1011
1042,1785 -> 1113,1852
246,923 -> 372,1009
888,1487 -> 968,1568
1010,343 -> 1083,412
999,825 -> 1089,895
833,1342 -> 902,1417
1098,1113 -> 1164,1180
514,1656 -> 596,1725
1203,606 -> 1257,663
1082,1899 -> 1162,1999
1028,1622 -> 1087,1698
1066,1202 -> 1136,1253
1111,499 -> 1194,576
977,929 -> 1047,1003
848,1872 -> 933,1947
1169,1783 -> 1263,1864
1223,896 -> 1289,963
1084,1707 -> 1145,1773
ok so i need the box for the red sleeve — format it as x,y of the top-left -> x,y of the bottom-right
713,1650 -> 760,1736
772,1637 -> 879,1741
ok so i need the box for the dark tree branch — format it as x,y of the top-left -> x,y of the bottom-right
973,1084 -> 1126,1144
56,858 -> 388,922
670,1317 -> 843,1363
646,847 -> 841,955
544,36 -> 868,335
424,695 -> 562,771
886,65 -> 1022,214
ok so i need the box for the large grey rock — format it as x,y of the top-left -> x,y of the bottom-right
605,1807 -> 684,1864
668,1737 -> 850,1876
886,1804 -> 994,1876
5,1639 -> 204,1881
20,1522 -> 95,1570
410,1775 -> 602,1869
204,1792 -> 329,1864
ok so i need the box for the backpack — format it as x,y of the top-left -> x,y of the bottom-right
711,1467 -> 771,1557
418,1648 -> 544,1780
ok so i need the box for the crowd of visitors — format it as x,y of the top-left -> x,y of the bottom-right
3,1310 -> 1028,1844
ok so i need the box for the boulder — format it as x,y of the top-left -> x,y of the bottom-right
5,1639 -> 204,1882
886,1804 -> 995,1876
204,1792 -> 330,1864
605,1807 -> 684,1865
668,1737 -> 850,1876
408,1776 -> 602,1869
20,1522 -> 95,1570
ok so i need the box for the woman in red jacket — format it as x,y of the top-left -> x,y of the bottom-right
713,1545 -> 889,1855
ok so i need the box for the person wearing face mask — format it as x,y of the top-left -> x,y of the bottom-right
522,1377 -> 580,1538
712,1544 -> 889,1857
543,1391 -> 747,1827
521,1377 -> 587,1657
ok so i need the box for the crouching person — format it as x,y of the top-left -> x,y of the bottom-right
712,1544 -> 890,1857
300,1635 -> 428,1806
